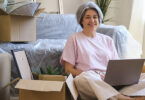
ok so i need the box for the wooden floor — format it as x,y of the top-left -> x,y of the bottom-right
142,65 -> 145,73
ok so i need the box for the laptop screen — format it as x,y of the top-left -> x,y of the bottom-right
104,59 -> 145,86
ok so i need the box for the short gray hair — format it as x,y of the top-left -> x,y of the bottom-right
76,1 -> 103,26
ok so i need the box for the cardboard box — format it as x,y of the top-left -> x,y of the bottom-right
15,74 -> 79,100
0,3 -> 42,42
0,15 -> 36,42
13,49 -> 79,100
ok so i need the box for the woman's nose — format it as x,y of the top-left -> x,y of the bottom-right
90,18 -> 94,22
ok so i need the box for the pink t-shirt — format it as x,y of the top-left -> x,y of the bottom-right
60,32 -> 119,71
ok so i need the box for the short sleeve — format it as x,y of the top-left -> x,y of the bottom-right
60,35 -> 77,66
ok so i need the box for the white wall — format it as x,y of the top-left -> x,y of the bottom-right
62,0 -> 94,14
36,0 -> 59,13
36,0 -> 92,14
62,0 -> 83,14
104,0 -> 120,25
114,0 -> 133,29
103,0 -> 133,29
36,0 -> 93,14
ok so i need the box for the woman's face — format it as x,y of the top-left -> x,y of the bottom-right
81,9 -> 99,31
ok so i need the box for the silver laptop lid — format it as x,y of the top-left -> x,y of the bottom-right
104,59 -> 145,86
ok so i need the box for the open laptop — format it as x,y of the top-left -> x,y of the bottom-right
104,59 -> 145,89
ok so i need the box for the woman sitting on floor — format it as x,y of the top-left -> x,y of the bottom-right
61,1 -> 145,100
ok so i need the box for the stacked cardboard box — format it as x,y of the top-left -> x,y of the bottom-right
0,2 -> 41,42
0,15 -> 36,42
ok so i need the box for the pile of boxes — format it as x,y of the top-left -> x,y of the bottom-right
0,2 -> 80,100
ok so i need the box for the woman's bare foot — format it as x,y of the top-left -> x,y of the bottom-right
109,94 -> 145,100
134,96 -> 145,100
114,94 -> 135,100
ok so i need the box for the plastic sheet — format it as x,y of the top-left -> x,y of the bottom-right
0,0 -> 40,16
36,13 -> 82,39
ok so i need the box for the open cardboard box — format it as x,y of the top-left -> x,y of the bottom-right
0,2 -> 44,42
12,50 -> 79,100
15,74 -> 79,100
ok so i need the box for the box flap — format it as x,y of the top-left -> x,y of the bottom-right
34,8 -> 45,16
0,9 -> 8,15
39,75 -> 67,81
66,74 -> 78,100
15,79 -> 64,92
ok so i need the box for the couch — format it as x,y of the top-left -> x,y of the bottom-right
0,13 -> 142,97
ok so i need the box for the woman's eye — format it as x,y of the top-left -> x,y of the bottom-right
86,16 -> 90,19
94,16 -> 98,19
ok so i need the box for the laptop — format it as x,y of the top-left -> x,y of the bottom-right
104,59 -> 145,89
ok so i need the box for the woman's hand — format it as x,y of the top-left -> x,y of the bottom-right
65,62 -> 82,77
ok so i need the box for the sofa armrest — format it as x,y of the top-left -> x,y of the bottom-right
97,24 -> 142,59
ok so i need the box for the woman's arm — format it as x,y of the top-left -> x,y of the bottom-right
65,62 -> 82,77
